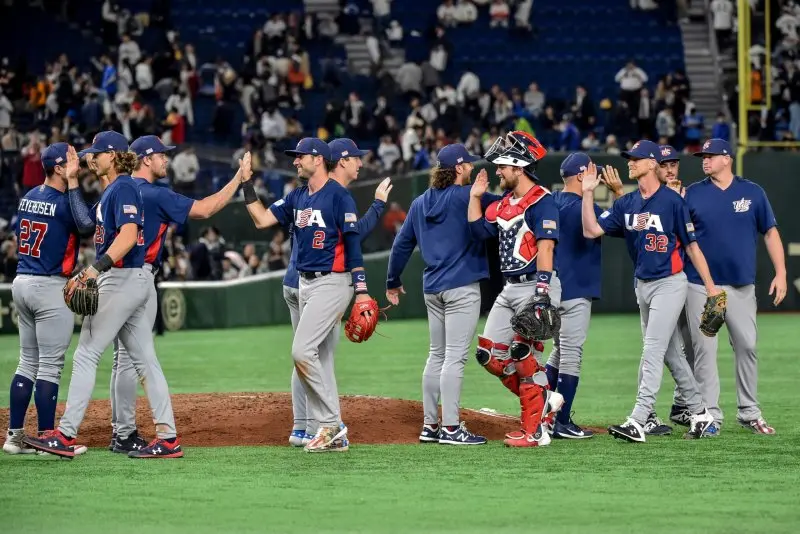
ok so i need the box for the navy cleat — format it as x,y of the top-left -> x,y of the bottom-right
22,429 -> 76,459
438,422 -> 487,445
644,413 -> 673,436
553,419 -> 594,439
128,437 -> 184,459
112,430 -> 148,454
419,424 -> 441,443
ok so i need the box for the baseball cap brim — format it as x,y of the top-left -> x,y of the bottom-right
461,154 -> 481,163
77,147 -> 105,158
284,149 -> 315,157
692,150 -> 726,157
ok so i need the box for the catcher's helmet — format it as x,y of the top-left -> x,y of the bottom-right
484,131 -> 547,180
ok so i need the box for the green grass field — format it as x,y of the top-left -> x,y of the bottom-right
1,315 -> 799,534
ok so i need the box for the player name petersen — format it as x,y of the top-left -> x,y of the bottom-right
18,199 -> 58,217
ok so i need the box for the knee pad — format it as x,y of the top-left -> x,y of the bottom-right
476,336 -> 519,396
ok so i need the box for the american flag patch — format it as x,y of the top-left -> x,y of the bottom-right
123,205 -> 138,215
686,222 -> 695,232
543,220 -> 557,229
344,213 -> 357,223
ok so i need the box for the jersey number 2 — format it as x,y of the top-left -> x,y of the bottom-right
18,219 -> 48,258
312,231 -> 325,249
644,233 -> 668,253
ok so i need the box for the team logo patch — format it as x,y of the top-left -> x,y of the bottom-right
600,211 -> 610,219
632,141 -> 640,150
542,220 -> 557,229
703,140 -> 711,150
686,222 -> 695,232
123,205 -> 138,215
661,147 -> 671,156
344,213 -> 357,223
732,198 -> 751,213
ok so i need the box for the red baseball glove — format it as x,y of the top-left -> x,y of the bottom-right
344,298 -> 381,343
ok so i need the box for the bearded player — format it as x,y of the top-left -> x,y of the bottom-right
467,131 -> 564,447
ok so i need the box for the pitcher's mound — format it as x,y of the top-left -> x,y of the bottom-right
0,393 -> 606,447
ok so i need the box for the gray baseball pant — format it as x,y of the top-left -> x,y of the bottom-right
422,283 -> 482,427
546,297 -> 591,376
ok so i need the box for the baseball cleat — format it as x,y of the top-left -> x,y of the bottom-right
504,424 -> 551,447
22,429 -> 76,458
553,419 -> 594,439
3,429 -> 37,455
686,409 -> 714,439
703,422 -> 721,438
644,413 -> 673,436
669,404 -> 692,427
608,418 -> 646,443
108,433 -> 117,451
128,437 -> 184,458
438,422 -> 487,445
738,417 -> 775,435
288,429 -> 313,447
305,425 -> 348,453
419,424 -> 441,443
112,430 -> 148,454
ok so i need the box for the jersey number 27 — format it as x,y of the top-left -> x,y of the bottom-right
18,219 -> 48,258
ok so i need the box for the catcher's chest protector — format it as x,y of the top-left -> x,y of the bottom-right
485,185 -> 550,274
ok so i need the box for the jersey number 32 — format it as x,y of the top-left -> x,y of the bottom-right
18,219 -> 48,258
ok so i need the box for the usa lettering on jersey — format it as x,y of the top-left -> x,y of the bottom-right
624,213 -> 663,232
18,199 -> 57,217
294,208 -> 327,228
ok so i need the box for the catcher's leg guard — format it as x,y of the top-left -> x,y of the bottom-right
475,336 -> 519,396
504,335 -> 550,448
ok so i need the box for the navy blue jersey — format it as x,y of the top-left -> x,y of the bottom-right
15,185 -> 80,277
598,184 -> 695,281
269,180 -> 359,272
283,199 -> 386,289
553,191 -> 602,301
683,176 -> 776,286
94,175 -> 145,268
133,178 -> 194,269
472,186 -> 559,276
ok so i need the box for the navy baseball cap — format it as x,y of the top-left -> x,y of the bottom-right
437,143 -> 480,168
693,138 -> 732,157
657,145 -> 680,163
77,130 -> 129,158
130,135 -> 176,158
41,142 -> 69,170
621,139 -> 659,160
560,152 -> 591,178
328,138 -> 369,161
284,137 -> 331,160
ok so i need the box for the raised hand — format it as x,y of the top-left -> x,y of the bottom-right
239,151 -> 252,182
600,165 -> 623,197
65,145 -> 80,180
375,177 -> 393,202
470,169 -> 489,197
581,162 -> 601,193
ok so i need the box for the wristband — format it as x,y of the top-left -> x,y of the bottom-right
92,254 -> 114,273
242,180 -> 258,205
535,270 -> 551,296
352,270 -> 368,294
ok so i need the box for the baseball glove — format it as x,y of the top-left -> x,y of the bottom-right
63,271 -> 99,316
344,298 -> 381,343
511,294 -> 560,341
699,290 -> 727,337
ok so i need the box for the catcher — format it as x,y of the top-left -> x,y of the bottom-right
238,138 -> 378,453
467,131 -> 566,448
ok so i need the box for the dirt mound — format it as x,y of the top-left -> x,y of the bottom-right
0,393 -> 606,446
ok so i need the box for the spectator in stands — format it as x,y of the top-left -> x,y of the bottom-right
1,237 -> 18,282
386,20 -> 404,46
371,0 -> 392,31
165,87 -> 194,127
191,226 -> 225,281
401,123 -> 422,169
222,258 -> 238,280
261,107 -> 288,141
489,0 -> 511,28
455,0 -> 478,24
101,0 -> 120,46
382,202 -> 407,237
711,0 -> 735,51
21,136 -> 45,193
99,55 -> 118,100
614,60 -> 648,113
524,82 -> 545,117
456,67 -> 480,108
682,105 -> 704,152
343,91 -> 367,137
514,0 -> 533,32
264,13 -> 288,47
492,91 -> 513,125
162,105 -> 186,146
712,112 -> 732,142
558,115 -> 581,151
776,5 -> 800,40
430,44 -> 448,72
171,147 -> 199,197
378,134 -> 401,171
396,60 -> 423,100
571,84 -> 595,132
582,131 -> 601,151
119,34 -> 141,68
0,88 -> 12,133
637,87 -> 654,139
605,134 -> 621,155
437,0 -> 459,27
267,229 -> 289,271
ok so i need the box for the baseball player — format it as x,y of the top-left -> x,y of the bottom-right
287,138 -> 391,447
386,143 -> 501,445
467,131 -> 565,448
544,152 -> 624,439
3,143 -> 93,456
23,131 -> 182,459
680,139 -> 785,435
580,139 -> 717,443
241,137 -> 375,453
105,135 -> 247,454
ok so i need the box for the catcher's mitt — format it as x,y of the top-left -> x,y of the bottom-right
344,298 -> 380,343
699,290 -> 727,337
63,272 -> 99,316
511,294 -> 560,341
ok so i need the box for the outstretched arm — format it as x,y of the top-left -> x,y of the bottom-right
241,156 -> 281,229
581,162 -> 606,238
189,152 -> 246,219
64,146 -> 95,237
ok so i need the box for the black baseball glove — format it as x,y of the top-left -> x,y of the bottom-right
511,293 -> 560,341
699,290 -> 727,337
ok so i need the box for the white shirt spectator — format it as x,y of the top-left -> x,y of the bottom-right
455,0 -> 478,23
429,45 -> 448,72
489,0 -> 510,27
776,11 -> 800,39
165,93 -> 194,126
515,0 -> 533,27
264,18 -> 287,39
710,0 -> 734,30
615,64 -> 648,91
524,83 -> 545,116
170,150 -> 199,185
435,85 -> 457,105
437,1 -> 459,26
261,110 -> 287,140
118,39 -> 141,68
401,127 -> 420,162
386,20 -> 403,43
101,0 -> 117,24
396,62 -> 423,94
378,139 -> 401,170
456,71 -> 480,103
0,92 -> 13,130
581,133 -> 600,151
135,61 -> 153,91
749,44 -> 766,70
420,102 -> 438,123
366,35 -> 381,65
371,0 -> 391,18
